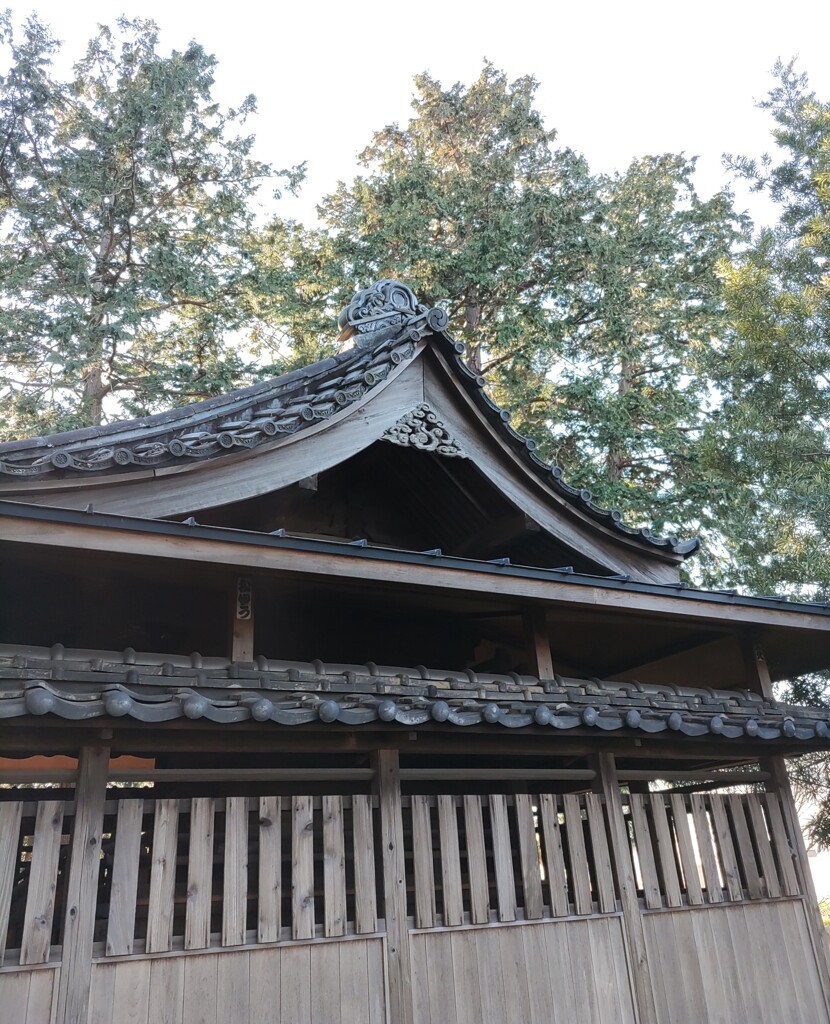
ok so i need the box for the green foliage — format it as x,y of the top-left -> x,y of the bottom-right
258,64 -> 746,553
715,61 -> 830,596
0,14 -> 301,435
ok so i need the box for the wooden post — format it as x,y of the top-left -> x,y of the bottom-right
374,749 -> 413,1024
596,752 -> 658,1024
742,635 -> 774,700
525,607 -> 554,678
762,755 -> 830,1013
55,744 -> 109,1024
229,575 -> 254,662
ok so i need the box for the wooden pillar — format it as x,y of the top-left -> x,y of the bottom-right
374,749 -> 413,1024
229,575 -> 254,662
55,744 -> 110,1024
596,752 -> 657,1024
524,607 -> 555,679
762,754 -> 830,1012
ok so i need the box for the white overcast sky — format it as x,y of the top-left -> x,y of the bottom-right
7,0 -> 830,228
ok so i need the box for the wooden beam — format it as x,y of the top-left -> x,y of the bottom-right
228,575 -> 254,662
595,752 -> 658,1024
524,606 -> 555,678
6,512 -> 830,634
762,755 -> 830,1013
374,749 -> 413,1024
742,636 -> 775,700
54,744 -> 109,1024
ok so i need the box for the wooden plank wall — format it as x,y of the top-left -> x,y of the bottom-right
642,899 -> 827,1024
410,917 -> 635,1024
86,938 -> 386,1024
0,966 -> 60,1024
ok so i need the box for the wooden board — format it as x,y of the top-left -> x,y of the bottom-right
291,795 -> 315,941
563,795 -> 593,915
585,793 -> 616,914
323,795 -> 347,937
746,794 -> 781,899
437,795 -> 463,927
410,795 -> 435,930
0,801 -> 22,965
488,795 -> 516,922
514,793 -> 544,920
670,794 -> 703,905
222,796 -> 248,947
351,794 -> 377,935
257,796 -> 281,943
690,793 -> 723,903
107,799 -> 144,956
764,792 -> 799,897
726,796 -> 762,900
709,796 -> 743,902
185,797 -> 215,951
649,794 -> 682,908
462,796 -> 489,925
538,793 -> 569,917
146,799 -> 179,953
20,800 -> 64,965
149,955 -> 185,1024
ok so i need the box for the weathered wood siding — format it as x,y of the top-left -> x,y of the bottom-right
0,966 -> 59,1023
410,917 -> 635,1024
85,938 -> 386,1024
643,899 -> 827,1023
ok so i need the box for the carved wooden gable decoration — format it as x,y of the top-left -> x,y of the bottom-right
0,280 -> 698,583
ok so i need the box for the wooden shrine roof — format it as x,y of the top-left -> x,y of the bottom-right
0,280 -> 697,565
2,643 -> 829,750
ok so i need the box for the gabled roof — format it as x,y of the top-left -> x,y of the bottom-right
0,280 -> 697,576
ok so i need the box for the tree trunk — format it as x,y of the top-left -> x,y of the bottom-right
607,354 -> 634,482
464,284 -> 482,372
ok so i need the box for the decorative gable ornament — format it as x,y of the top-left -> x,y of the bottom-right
337,279 -> 448,345
381,404 -> 467,458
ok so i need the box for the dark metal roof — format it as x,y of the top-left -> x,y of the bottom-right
0,280 -> 697,558
2,644 -> 828,744
2,499 -> 828,618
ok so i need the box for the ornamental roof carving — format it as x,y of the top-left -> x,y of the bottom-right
0,279 -> 697,558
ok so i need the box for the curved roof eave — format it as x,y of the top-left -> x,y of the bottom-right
0,279 -> 699,560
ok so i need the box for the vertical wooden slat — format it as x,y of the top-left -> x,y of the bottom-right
437,795 -> 463,927
538,792 -> 569,917
146,798 -> 180,953
690,793 -> 723,903
185,797 -> 214,951
20,800 -> 64,965
764,792 -> 799,896
463,795 -> 489,925
106,798 -> 144,956
709,795 -> 744,901
223,796 -> 248,946
323,794 -> 346,937
596,753 -> 658,1024
411,795 -> 435,929
727,796 -> 762,900
746,794 -> 781,899
563,794 -> 593,915
291,795 -> 315,941
649,793 -> 682,908
488,794 -> 516,922
55,744 -> 109,1024
257,795 -> 281,943
670,794 -> 703,905
514,793 -> 544,920
0,801 -> 22,965
352,794 -> 377,934
585,792 -> 616,914
376,749 -> 413,1024
628,794 -> 661,910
